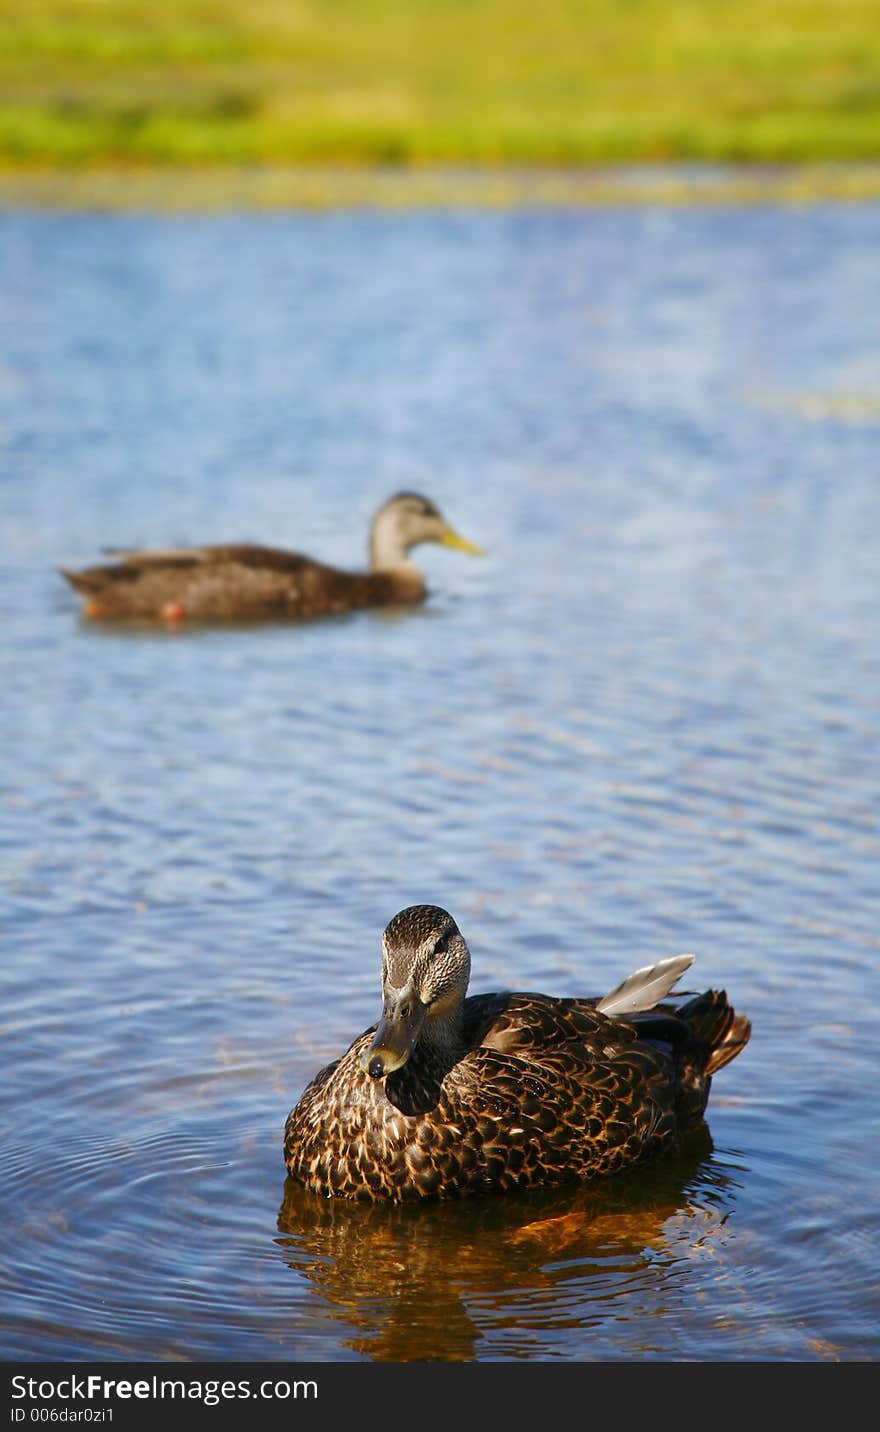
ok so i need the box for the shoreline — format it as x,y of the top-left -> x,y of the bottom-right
3,161 -> 880,212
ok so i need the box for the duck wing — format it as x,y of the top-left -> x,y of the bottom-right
461,953 -> 695,1060
97,543 -> 316,573
467,991 -> 636,1060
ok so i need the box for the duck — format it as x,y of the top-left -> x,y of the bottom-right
283,904 -> 751,1202
60,491 -> 483,623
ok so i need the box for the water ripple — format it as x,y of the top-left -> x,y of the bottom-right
2,203 -> 879,1359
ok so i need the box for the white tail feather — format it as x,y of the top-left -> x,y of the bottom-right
596,953 -> 694,1016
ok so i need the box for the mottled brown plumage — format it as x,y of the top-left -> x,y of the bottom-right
60,491 -> 482,622
283,905 -> 751,1202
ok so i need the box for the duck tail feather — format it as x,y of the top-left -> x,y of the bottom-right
706,1009 -> 752,1074
59,567 -> 96,594
677,989 -> 752,1073
596,953 -> 695,1017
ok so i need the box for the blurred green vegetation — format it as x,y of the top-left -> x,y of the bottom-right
1,0 -> 880,168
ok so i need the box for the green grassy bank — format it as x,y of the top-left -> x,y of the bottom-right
2,0 -> 880,172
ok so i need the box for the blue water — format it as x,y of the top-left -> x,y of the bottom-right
1,202 -> 879,1361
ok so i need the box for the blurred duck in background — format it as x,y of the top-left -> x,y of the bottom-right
61,491 -> 483,623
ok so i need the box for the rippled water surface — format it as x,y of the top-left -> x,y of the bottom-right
1,203 -> 879,1362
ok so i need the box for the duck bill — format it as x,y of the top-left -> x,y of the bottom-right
361,997 -> 427,1079
439,525 -> 485,556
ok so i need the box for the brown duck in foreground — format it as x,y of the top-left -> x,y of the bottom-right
283,904 -> 751,1202
60,491 -> 483,623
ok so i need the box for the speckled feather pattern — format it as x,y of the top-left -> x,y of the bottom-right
284,986 -> 747,1202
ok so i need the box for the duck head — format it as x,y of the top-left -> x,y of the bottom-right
362,905 -> 472,1079
369,493 -> 484,570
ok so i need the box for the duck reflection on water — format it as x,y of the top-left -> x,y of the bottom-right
276,1134 -> 746,1361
